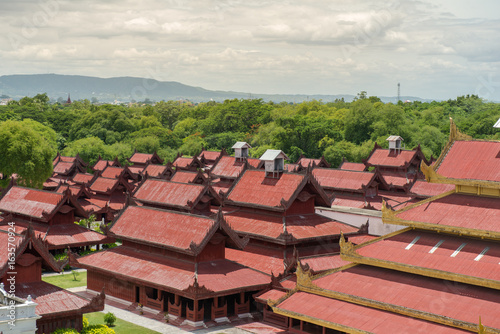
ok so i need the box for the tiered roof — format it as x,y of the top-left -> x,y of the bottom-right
210,155 -> 261,179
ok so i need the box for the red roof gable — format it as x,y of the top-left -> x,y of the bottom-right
44,223 -> 112,249
300,254 -> 350,273
227,170 -> 305,208
225,244 -> 287,275
110,206 -> 216,254
53,161 -> 75,174
133,179 -> 206,209
312,168 -> 375,191
355,229 -> 500,284
314,265 -> 500,329
394,193 -> 500,233
276,292 -> 468,334
77,246 -> 269,294
436,140 -> 500,182
0,186 -> 63,219
199,150 -> 222,162
129,152 -> 163,165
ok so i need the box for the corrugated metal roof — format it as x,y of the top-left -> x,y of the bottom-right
53,161 -> 75,174
232,142 -> 251,149
312,168 -> 374,191
78,246 -> 269,293
339,161 -> 366,171
171,171 -> 199,183
101,166 -> 124,179
259,149 -> 289,161
227,170 -> 304,207
92,159 -> 112,172
143,164 -> 167,177
437,141 -> 500,182
255,289 -> 286,303
225,244 -> 286,275
173,157 -> 195,168
410,180 -> 455,197
396,193 -> 500,233
129,152 -> 154,164
16,281 -> 91,316
277,292 -> 468,333
314,265 -> 500,328
200,150 -> 222,161
0,186 -> 63,219
223,210 -> 357,241
300,254 -> 349,273
356,229 -> 500,282
366,149 -> 417,167
72,173 -> 94,184
134,179 -> 204,209
210,156 -> 246,178
110,206 -> 215,252
45,224 -> 111,248
386,135 -> 404,141
90,177 -> 118,193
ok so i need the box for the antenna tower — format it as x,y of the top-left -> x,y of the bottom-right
397,83 -> 400,103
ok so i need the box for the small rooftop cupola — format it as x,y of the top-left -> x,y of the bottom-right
387,135 -> 404,153
232,141 -> 251,161
260,149 -> 289,178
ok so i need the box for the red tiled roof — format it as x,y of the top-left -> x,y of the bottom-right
330,193 -> 416,211
300,254 -> 349,273
347,234 -> 378,245
225,244 -> 285,275
90,177 -> 119,193
129,152 -> 154,164
210,179 -> 233,196
276,292 -> 468,334
110,206 -> 215,253
395,193 -> 500,233
78,246 -> 269,293
86,192 -> 127,212
173,157 -> 195,169
314,265 -> 500,328
379,171 -> 412,188
366,149 -> 418,167
72,173 -> 94,184
339,161 -> 366,171
331,194 -> 369,209
143,164 -> 167,178
285,164 -> 300,172
297,158 -> 320,168
436,140 -> 500,182
53,161 -> 75,174
227,170 -> 304,208
0,186 -> 63,219
223,210 -> 357,242
16,281 -> 91,316
312,169 -> 374,191
59,156 -> 76,163
410,180 -> 455,197
0,228 -> 24,267
128,166 -> 144,175
171,171 -> 199,183
134,179 -> 204,209
55,184 -> 82,197
355,229 -> 500,283
101,166 -> 124,179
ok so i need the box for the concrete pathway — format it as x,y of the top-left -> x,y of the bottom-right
42,268 -> 86,277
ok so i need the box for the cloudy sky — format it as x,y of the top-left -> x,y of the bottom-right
1,0 -> 500,100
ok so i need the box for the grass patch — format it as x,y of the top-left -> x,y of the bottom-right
85,312 -> 161,334
42,271 -> 87,289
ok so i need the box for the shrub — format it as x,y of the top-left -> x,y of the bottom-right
81,324 -> 115,334
104,312 -> 117,327
52,329 -> 79,334
83,316 -> 89,328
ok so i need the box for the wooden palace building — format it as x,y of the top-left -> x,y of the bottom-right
264,120 -> 500,333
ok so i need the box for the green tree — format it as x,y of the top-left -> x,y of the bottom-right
62,136 -> 107,166
0,120 -> 56,188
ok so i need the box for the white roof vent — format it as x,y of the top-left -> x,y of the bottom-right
387,136 -> 403,152
232,142 -> 251,160
259,149 -> 289,177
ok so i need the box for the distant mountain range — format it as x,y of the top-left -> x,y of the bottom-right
0,74 -> 431,103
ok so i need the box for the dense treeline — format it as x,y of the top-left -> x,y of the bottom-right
1,92 -> 499,187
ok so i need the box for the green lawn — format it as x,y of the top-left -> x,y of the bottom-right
42,271 -> 87,289
85,312 -> 161,334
